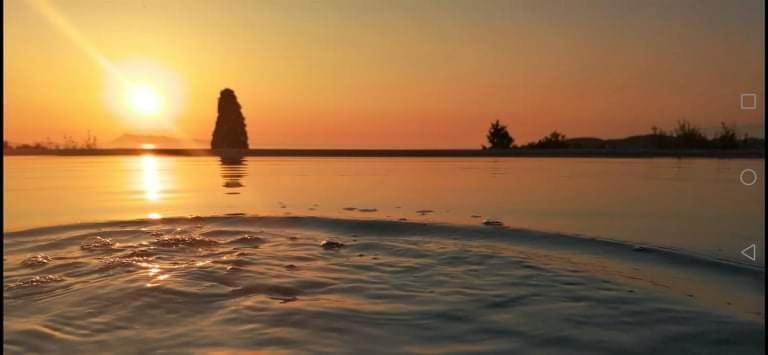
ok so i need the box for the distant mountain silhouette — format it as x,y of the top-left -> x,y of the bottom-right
566,134 -> 765,150
211,88 -> 249,149
566,135 -> 683,150
107,134 -> 208,149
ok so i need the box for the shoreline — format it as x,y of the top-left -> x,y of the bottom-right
3,148 -> 766,158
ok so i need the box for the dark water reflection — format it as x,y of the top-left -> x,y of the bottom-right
219,155 -> 247,191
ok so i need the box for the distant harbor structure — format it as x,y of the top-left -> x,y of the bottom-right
211,88 -> 249,150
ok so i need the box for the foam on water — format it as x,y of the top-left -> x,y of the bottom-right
3,215 -> 765,354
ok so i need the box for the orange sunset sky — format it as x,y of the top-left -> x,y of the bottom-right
3,0 -> 765,148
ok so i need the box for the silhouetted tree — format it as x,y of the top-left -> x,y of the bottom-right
44,137 -> 59,150
738,133 -> 766,150
672,120 -> 708,149
82,130 -> 98,149
483,120 -> 514,149
62,135 -> 79,149
531,130 -> 568,149
650,125 -> 673,149
211,88 -> 249,149
713,122 -> 739,150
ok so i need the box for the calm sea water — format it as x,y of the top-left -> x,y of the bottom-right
3,156 -> 765,265
3,156 -> 765,354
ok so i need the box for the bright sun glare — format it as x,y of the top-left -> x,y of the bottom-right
128,85 -> 162,116
106,60 -> 184,130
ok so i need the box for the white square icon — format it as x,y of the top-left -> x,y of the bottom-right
740,93 -> 757,110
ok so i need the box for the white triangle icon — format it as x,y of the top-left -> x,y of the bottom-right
741,244 -> 757,261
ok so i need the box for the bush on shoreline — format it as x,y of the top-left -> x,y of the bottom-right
524,131 -> 568,149
649,120 -> 760,151
483,119 -> 764,151
3,132 -> 99,151
482,120 -> 515,150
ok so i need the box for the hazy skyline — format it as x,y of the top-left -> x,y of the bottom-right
4,0 -> 765,148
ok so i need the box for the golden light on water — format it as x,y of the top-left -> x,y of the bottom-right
137,154 -> 172,222
140,262 -> 169,287
146,274 -> 170,287
142,155 -> 161,202
147,266 -> 161,277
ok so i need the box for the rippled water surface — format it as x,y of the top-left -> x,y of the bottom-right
3,156 -> 765,354
4,156 -> 765,264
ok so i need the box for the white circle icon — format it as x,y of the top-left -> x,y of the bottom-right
739,169 -> 758,186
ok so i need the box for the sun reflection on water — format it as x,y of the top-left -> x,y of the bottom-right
139,262 -> 170,287
142,155 -> 161,202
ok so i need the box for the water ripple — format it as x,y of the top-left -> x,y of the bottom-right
3,216 -> 764,354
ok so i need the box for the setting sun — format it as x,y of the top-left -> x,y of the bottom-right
127,85 -> 162,117
2,1 -> 766,354
103,59 -> 185,131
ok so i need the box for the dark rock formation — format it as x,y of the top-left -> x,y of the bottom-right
211,88 -> 249,149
